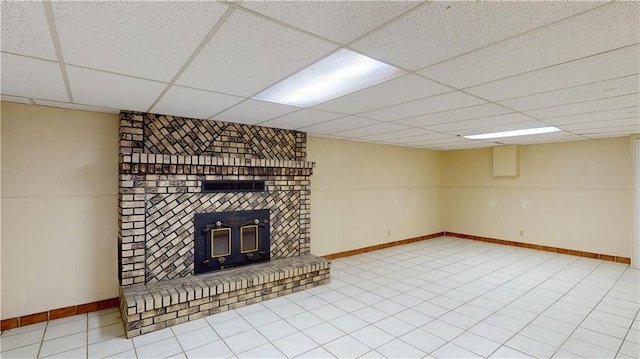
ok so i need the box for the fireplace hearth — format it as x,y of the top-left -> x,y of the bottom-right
194,209 -> 270,273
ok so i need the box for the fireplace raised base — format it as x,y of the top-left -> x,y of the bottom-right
119,255 -> 330,338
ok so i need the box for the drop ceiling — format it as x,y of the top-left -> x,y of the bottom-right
1,1 -> 638,151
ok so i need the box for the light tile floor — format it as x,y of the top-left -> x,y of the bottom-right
2,237 -> 639,358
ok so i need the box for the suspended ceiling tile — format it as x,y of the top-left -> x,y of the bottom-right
362,128 -> 435,142
52,1 -> 228,82
66,66 -> 166,112
574,124 -> 640,136
313,74 -> 451,115
395,103 -> 513,127
300,116 -> 380,135
561,118 -> 640,132
1,54 -> 68,102
259,109 -> 344,130
420,2 -> 638,88
405,136 -> 473,146
1,95 -> 32,105
498,75 -> 640,112
177,10 -> 336,97
239,1 -> 419,44
1,1 -> 57,60
586,130 -> 640,139
152,86 -> 243,121
384,132 -> 455,144
545,107 -> 640,126
361,91 -> 486,122
33,99 -> 120,114
332,122 -> 410,138
351,1 -> 601,70
427,113 -> 536,133
213,99 -> 300,125
524,93 -> 640,120
466,45 -> 640,101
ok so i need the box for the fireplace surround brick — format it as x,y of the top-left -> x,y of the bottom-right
117,111 -> 328,337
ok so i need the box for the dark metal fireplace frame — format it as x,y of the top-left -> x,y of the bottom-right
194,209 -> 270,274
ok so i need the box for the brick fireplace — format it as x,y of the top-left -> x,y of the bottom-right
117,111 -> 330,337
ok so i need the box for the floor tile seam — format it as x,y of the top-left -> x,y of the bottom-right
383,244 -> 560,355
548,259 -> 629,358
170,325 -> 191,358
615,306 -> 640,358
471,251 -> 601,358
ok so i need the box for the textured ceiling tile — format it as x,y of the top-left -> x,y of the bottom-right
585,129 -> 640,138
1,1 -> 57,60
361,91 -> 486,122
351,1 -> 603,70
561,118 -> 640,132
384,132 -> 455,144
395,103 -> 513,127
524,94 -> 640,120
213,99 -> 300,125
421,2 -> 639,88
427,113 -> 537,133
152,86 -> 243,121
300,116 -> 380,135
545,107 -> 640,126
259,109 -> 344,130
52,1 -> 228,81
66,66 -> 166,112
1,54 -> 68,102
313,74 -> 452,115
33,99 -> 120,114
466,45 -> 640,101
177,10 -> 337,97
332,122 -> 410,138
363,128 -> 435,142
239,1 -> 420,44
499,75 -> 640,111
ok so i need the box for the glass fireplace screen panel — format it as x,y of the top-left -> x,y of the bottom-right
211,228 -> 231,257
241,225 -> 258,253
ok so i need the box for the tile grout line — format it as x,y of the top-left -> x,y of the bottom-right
547,262 -> 630,358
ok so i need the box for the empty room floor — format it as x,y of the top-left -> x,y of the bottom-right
1,237 -> 639,358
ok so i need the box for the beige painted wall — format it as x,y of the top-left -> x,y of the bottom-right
307,137 -> 445,256
0,101 -> 634,319
1,102 -> 119,319
444,137 -> 632,257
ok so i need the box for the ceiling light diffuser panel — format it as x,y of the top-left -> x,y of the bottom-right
254,49 -> 405,107
464,126 -> 561,140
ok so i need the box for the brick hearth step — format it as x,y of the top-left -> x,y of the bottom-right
119,255 -> 331,338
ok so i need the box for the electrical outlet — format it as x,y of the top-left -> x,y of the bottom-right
387,229 -> 391,237
519,230 -> 524,236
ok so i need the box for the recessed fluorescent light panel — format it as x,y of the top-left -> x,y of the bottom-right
463,126 -> 561,140
253,49 -> 405,107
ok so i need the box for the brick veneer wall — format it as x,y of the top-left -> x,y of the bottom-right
118,111 -> 314,286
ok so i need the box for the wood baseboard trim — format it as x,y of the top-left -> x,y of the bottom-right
323,232 -> 445,260
444,232 -> 631,264
1,297 -> 119,331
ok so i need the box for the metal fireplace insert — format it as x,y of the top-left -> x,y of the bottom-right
194,209 -> 270,274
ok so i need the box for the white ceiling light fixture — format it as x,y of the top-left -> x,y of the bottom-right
253,49 -> 405,107
463,126 -> 561,140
